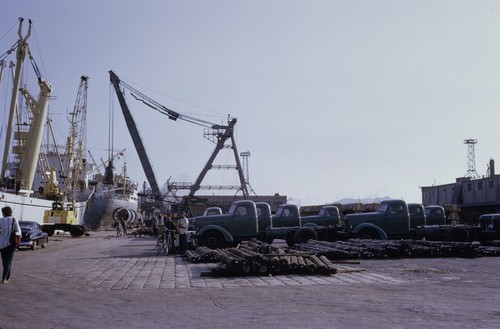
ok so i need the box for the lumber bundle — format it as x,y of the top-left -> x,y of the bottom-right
185,239 -> 338,277
292,239 -> 500,259
184,238 -> 500,277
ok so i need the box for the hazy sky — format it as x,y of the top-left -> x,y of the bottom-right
2,1 -> 500,206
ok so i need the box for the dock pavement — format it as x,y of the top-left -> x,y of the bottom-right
1,230 -> 499,329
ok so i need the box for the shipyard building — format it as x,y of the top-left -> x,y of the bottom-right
421,159 -> 500,224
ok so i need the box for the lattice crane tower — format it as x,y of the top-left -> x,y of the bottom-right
464,138 -> 479,179
240,151 -> 256,195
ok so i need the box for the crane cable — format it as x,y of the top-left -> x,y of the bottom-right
119,79 -> 227,130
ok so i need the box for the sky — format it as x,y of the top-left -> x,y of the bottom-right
1,1 -> 500,206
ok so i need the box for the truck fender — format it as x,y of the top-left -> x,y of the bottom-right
197,225 -> 234,243
351,223 -> 388,240
302,222 -> 319,228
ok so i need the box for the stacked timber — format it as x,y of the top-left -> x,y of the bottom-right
184,238 -> 500,277
292,239 -> 500,259
185,240 -> 338,277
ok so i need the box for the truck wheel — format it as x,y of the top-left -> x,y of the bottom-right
356,228 -> 381,239
444,227 -> 470,242
293,227 -> 318,244
70,226 -> 84,237
43,227 -> 55,237
199,231 -> 227,249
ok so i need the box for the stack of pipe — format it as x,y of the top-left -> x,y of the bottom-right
292,239 -> 500,259
186,240 -> 338,277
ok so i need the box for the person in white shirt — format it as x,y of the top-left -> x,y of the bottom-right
177,212 -> 189,253
0,206 -> 21,284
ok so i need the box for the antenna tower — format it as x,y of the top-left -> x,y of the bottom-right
240,151 -> 256,195
464,138 -> 479,179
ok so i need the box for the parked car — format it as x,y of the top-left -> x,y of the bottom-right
18,221 -> 49,250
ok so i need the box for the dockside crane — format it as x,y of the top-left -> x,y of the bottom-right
108,70 -> 249,212
41,75 -> 90,238
64,75 -> 89,201
109,71 -> 165,212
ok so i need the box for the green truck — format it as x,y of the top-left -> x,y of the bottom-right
292,199 -> 493,243
194,199 -> 499,248
194,200 -> 340,248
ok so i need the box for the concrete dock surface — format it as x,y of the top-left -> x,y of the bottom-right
1,231 -> 499,329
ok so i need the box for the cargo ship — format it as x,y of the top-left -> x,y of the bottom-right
0,18 -> 90,229
84,157 -> 139,230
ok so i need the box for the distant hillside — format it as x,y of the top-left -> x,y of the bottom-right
334,196 -> 392,205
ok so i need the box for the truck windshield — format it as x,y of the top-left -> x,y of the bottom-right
378,203 -> 389,212
275,207 -> 284,217
257,207 -> 263,216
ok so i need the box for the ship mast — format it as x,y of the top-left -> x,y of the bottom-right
1,18 -> 53,195
1,18 -> 31,181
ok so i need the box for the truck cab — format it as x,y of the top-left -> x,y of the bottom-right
255,202 -> 272,232
272,204 -> 301,228
301,205 -> 340,227
344,199 -> 410,239
478,213 -> 500,231
424,205 -> 446,225
408,203 -> 426,228
194,200 -> 258,248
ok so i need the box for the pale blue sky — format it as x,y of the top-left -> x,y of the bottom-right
2,1 -> 500,205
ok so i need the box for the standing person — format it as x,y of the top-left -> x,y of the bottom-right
177,212 -> 189,253
151,216 -> 158,238
120,218 -> 127,237
164,214 -> 176,251
0,206 -> 21,284
115,221 -> 122,237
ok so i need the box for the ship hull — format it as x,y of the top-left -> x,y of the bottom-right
0,191 -> 87,225
84,195 -> 138,230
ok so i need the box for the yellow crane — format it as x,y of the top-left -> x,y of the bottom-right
43,76 -> 89,237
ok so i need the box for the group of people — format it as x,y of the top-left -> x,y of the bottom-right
0,206 -> 21,284
155,212 -> 189,253
115,218 -> 128,237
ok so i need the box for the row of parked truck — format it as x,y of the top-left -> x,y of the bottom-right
192,199 -> 500,249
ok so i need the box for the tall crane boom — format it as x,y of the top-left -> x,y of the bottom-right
109,70 -> 252,214
109,70 -> 163,204
64,76 -> 89,201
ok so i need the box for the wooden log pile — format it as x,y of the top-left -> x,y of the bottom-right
185,239 -> 339,277
184,238 -> 500,277
292,239 -> 500,259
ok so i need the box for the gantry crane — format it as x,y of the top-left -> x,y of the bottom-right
108,70 -> 249,212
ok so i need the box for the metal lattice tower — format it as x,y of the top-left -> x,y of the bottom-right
64,76 -> 89,201
464,138 -> 479,179
240,151 -> 256,195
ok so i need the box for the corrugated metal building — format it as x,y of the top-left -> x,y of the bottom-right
421,160 -> 500,224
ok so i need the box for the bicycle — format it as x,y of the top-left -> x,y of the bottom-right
155,229 -> 176,255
